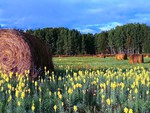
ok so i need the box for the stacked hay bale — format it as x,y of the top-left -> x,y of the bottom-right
105,54 -> 115,57
0,29 -> 54,78
115,53 -> 127,60
97,54 -> 105,58
129,54 -> 144,64
144,54 -> 150,58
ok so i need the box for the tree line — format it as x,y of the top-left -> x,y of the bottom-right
26,23 -> 150,55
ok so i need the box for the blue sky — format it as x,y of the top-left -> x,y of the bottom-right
0,0 -> 150,33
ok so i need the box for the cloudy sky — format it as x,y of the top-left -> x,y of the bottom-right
0,0 -> 150,33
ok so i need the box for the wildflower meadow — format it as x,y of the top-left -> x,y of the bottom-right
0,57 -> 150,113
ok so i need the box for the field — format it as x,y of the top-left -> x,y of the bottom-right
53,56 -> 150,68
0,57 -> 150,113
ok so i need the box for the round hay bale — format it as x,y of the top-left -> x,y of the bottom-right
116,54 -> 127,60
97,54 -> 105,58
0,29 -> 54,78
144,54 -> 150,58
137,54 -> 144,63
129,54 -> 144,64
129,54 -> 134,64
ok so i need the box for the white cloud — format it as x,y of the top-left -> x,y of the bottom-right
85,24 -> 101,27
0,23 -> 6,27
74,22 -> 123,33
99,22 -> 122,31
76,27 -> 96,33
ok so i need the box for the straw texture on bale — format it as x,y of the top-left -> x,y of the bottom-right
129,54 -> 144,64
115,54 -> 127,60
0,29 -> 54,78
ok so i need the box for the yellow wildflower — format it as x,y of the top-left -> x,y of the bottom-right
58,76 -> 62,81
8,84 -> 12,89
146,91 -> 149,95
8,90 -> 11,94
77,83 -> 82,88
49,91 -> 52,96
12,87 -> 15,91
6,77 -> 9,82
34,81 -> 38,87
106,98 -> 111,105
111,82 -> 116,90
120,82 -> 125,90
18,86 -> 22,91
21,83 -> 25,87
102,95 -> 105,99
74,77 -> 78,81
21,92 -> 25,99
73,105 -> 78,112
28,89 -> 31,93
53,105 -> 57,112
73,85 -> 76,89
39,98 -> 42,103
57,91 -> 61,95
73,72 -> 77,77
62,102 -> 64,106
39,87 -> 42,92
44,66 -> 47,70
9,72 -> 13,78
116,76 -> 118,79
106,80 -> 109,85
124,107 -> 128,113
83,79 -> 86,83
131,84 -> 135,89
141,79 -> 145,85
8,95 -> 12,102
100,88 -> 104,93
68,88 -> 73,95
17,101 -> 21,107
101,95 -> 105,103
91,81 -> 97,85
31,103 -> 35,111
96,78 -> 99,83
47,70 -> 50,74
15,90 -> 19,98
129,108 -> 133,113
134,88 -> 138,94
58,94 -> 62,99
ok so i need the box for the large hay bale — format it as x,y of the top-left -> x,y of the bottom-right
129,54 -> 144,64
129,55 -> 134,64
0,29 -> 54,78
115,54 -> 127,60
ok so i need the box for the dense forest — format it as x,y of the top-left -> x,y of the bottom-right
26,23 -> 150,55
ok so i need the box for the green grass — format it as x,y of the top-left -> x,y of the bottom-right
0,56 -> 149,113
53,56 -> 150,69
